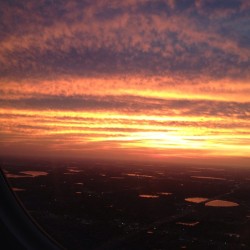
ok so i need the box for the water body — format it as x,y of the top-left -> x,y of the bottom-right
125,173 -> 154,178
20,171 -> 48,177
6,173 -> 28,178
155,172 -> 165,175
147,230 -> 154,234
185,197 -> 208,203
157,192 -> 172,196
226,233 -> 240,238
139,194 -> 159,199
191,176 -> 226,180
176,221 -> 199,227
194,167 -> 225,172
205,200 -> 239,207
7,171 -> 48,178
68,168 -> 82,173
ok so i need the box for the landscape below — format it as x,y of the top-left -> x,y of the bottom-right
1,157 -> 250,250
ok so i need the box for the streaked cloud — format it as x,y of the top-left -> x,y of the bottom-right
0,94 -> 249,120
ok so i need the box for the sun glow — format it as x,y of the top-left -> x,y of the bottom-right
1,99 -> 249,162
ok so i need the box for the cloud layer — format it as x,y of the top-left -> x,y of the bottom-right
0,0 -> 249,164
1,0 -> 249,80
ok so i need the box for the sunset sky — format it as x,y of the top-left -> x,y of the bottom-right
0,0 -> 250,166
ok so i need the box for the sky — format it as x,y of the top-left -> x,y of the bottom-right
0,0 -> 250,166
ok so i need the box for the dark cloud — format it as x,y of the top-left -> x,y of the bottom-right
0,0 -> 249,80
0,94 -> 249,119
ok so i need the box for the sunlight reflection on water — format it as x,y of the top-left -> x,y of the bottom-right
139,194 -> 159,198
185,197 -> 208,203
205,200 -> 239,207
191,176 -> 226,180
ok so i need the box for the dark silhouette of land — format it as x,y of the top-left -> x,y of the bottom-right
1,157 -> 250,249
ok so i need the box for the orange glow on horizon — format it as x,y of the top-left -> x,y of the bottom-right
1,82 -> 249,165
